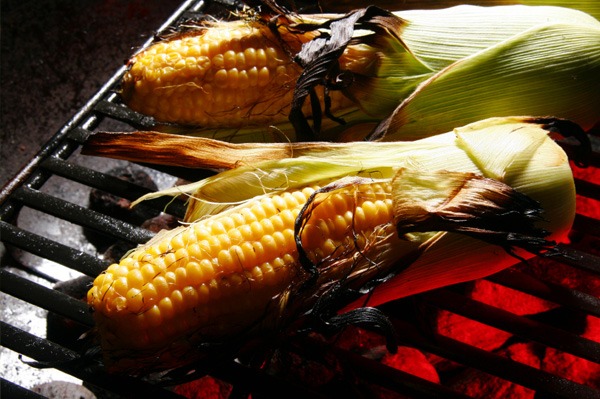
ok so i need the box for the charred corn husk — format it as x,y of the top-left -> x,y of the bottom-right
87,117 -> 576,373
121,5 -> 600,141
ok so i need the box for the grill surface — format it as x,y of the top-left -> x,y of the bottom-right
1,1 -> 600,398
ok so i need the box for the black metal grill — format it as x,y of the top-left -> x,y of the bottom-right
1,1 -> 600,398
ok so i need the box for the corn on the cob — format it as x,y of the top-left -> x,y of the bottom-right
122,18 -> 361,129
87,117 -> 576,373
89,178 -> 399,372
120,5 -> 600,141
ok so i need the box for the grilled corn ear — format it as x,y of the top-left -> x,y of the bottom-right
122,17 -> 360,131
87,117 -> 576,373
121,5 -> 600,141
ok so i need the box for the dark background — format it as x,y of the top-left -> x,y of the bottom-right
1,0 -> 184,189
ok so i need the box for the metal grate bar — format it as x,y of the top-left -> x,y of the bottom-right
0,322 -> 187,399
93,100 -> 157,130
2,322 -> 78,365
421,289 -> 600,364
0,221 -> 109,277
1,378 -> 47,399
555,244 -> 600,274
11,186 -> 154,245
0,270 -> 94,328
2,254 -> 61,284
574,178 -> 600,201
65,126 -> 93,144
487,269 -> 600,318
38,156 -> 187,218
390,318 -> 600,399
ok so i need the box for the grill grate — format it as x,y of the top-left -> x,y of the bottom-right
1,1 -> 600,398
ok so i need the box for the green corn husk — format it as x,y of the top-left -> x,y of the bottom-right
368,21 -> 600,140
345,6 -> 600,119
124,4 -> 600,142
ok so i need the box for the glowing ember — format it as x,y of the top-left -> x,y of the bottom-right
381,347 -> 440,384
174,376 -> 232,399
468,280 -> 557,315
541,316 -> 600,389
450,343 -> 540,399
